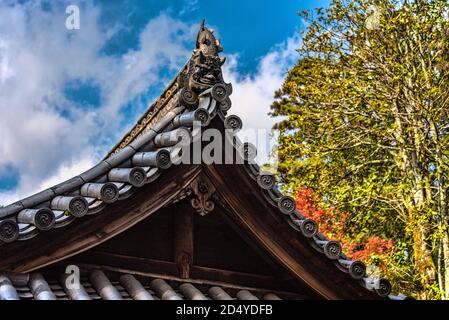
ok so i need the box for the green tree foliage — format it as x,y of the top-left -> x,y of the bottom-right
271,0 -> 449,299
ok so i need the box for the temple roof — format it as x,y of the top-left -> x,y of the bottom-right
0,21 -> 400,300
0,266 -> 290,300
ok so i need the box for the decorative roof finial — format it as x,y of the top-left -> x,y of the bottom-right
195,19 -> 223,56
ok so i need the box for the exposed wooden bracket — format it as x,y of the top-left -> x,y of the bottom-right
173,204 -> 194,279
189,174 -> 216,216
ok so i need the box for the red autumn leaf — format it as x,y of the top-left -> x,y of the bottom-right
294,187 -> 393,270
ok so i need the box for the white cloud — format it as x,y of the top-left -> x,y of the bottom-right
37,156 -> 96,191
0,40 -> 15,83
0,0 -> 300,205
101,15 -> 195,119
180,0 -> 199,15
222,35 -> 300,165
0,1 -> 195,204
0,155 -> 96,205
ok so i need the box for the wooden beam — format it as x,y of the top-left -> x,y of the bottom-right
71,251 -> 178,276
68,250 -> 307,294
173,203 -> 194,279
203,163 -> 380,300
0,165 -> 202,272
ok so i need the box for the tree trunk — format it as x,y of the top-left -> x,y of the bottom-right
443,234 -> 449,299
437,241 -> 444,298
430,121 -> 449,299
411,217 -> 436,299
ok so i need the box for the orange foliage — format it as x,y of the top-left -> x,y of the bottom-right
295,187 -> 393,269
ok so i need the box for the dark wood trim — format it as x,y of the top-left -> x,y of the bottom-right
0,165 -> 202,272
68,250 -> 306,295
173,203 -> 194,279
204,164 -> 379,300
213,203 -> 286,273
0,157 -> 379,298
71,251 -> 179,276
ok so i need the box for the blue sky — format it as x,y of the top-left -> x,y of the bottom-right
0,0 -> 330,204
95,0 -> 329,71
